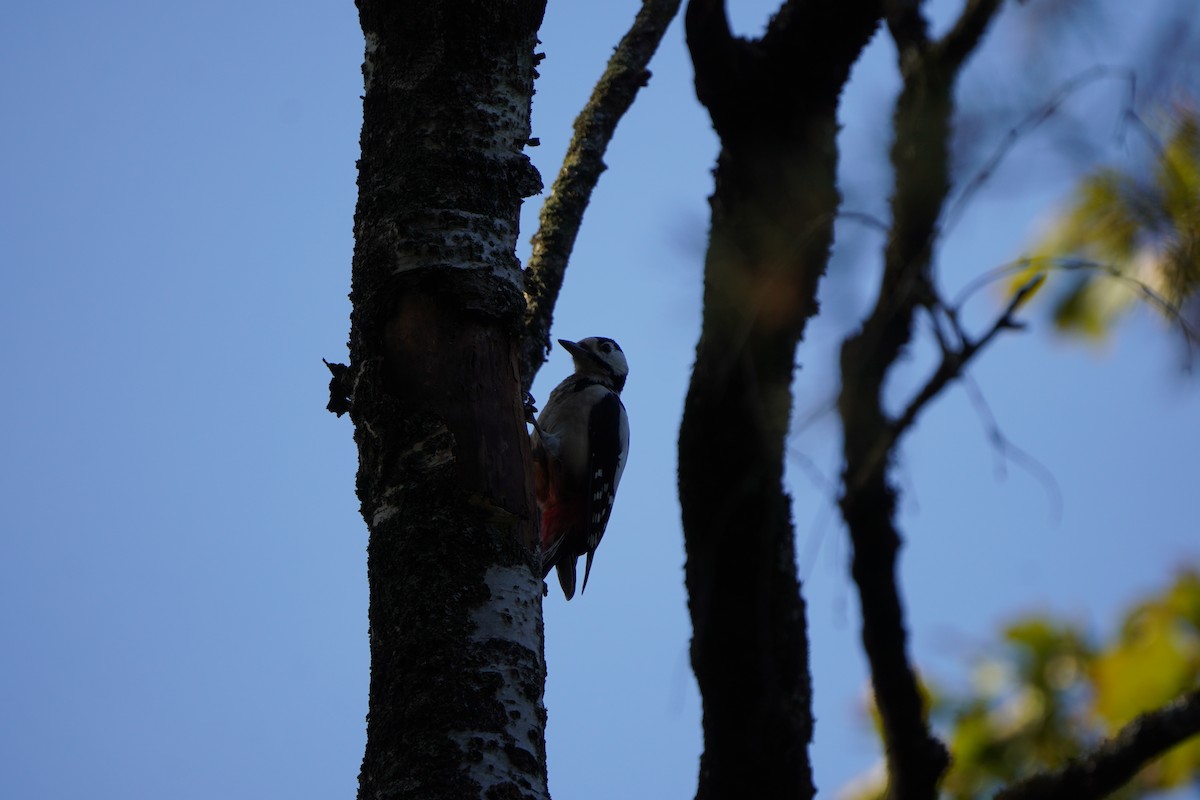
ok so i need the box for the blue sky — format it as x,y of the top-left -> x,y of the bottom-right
2,2 -> 1197,799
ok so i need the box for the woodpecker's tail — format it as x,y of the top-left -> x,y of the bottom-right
580,549 -> 597,595
539,494 -> 579,576
556,558 -> 577,601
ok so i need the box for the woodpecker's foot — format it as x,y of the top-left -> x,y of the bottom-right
523,391 -> 539,424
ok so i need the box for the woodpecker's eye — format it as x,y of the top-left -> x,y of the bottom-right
600,342 -> 612,354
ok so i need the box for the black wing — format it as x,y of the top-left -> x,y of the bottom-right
580,390 -> 626,593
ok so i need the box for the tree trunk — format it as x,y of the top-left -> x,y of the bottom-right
349,2 -> 549,798
678,2 -> 882,798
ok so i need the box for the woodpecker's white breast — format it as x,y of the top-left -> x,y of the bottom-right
535,378 -> 620,484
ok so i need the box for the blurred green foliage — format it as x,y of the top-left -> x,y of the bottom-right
1011,107 -> 1200,345
841,570 -> 1200,800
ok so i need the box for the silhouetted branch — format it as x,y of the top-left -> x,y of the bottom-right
995,689 -> 1200,800
880,276 -> 1040,468
520,0 -> 682,390
762,0 -> 889,81
684,0 -> 734,80
950,256 -> 1200,354
847,276 -> 1040,497
939,0 -> 1004,69
837,5 -> 1008,798
885,0 -> 930,66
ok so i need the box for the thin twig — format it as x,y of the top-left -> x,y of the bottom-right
938,0 -> 1004,70
902,275 -> 1036,431
950,256 -> 1200,353
961,375 -> 1062,525
519,0 -> 682,391
940,66 -> 1138,243
793,394 -> 840,438
839,209 -> 893,235
788,443 -> 844,582
788,444 -> 840,500
850,275 -> 1040,494
897,275 -> 1040,435
797,487 -> 840,583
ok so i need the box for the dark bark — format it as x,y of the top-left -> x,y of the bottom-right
678,2 -> 883,798
349,2 -> 549,799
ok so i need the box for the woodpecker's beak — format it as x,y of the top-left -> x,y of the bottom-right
557,339 -> 586,358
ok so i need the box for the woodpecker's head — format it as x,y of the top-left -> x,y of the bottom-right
559,337 -> 628,392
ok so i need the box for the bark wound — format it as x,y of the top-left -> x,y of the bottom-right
385,289 -> 532,537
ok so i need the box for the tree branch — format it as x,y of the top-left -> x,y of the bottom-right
960,374 -> 1062,523
995,689 -> 1200,800
684,0 -> 734,76
885,0 -> 930,70
937,0 -> 1004,69
836,4 -> 1009,797
857,276 -> 1040,487
760,0 -> 891,107
685,0 -> 757,142
940,66 -> 1136,242
520,0 -> 682,390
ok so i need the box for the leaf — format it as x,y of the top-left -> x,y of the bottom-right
1051,274 -> 1135,338
1092,583 -> 1200,732
1091,609 -> 1191,728
1015,107 -> 1200,342
840,572 -> 1200,799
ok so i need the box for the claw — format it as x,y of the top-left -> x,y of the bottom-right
523,391 -> 539,423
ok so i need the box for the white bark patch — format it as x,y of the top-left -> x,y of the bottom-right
362,32 -> 379,93
450,565 -> 548,799
473,90 -> 528,159
471,565 -> 540,645
371,502 -> 400,527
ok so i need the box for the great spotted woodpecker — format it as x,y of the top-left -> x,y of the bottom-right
530,337 -> 630,600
